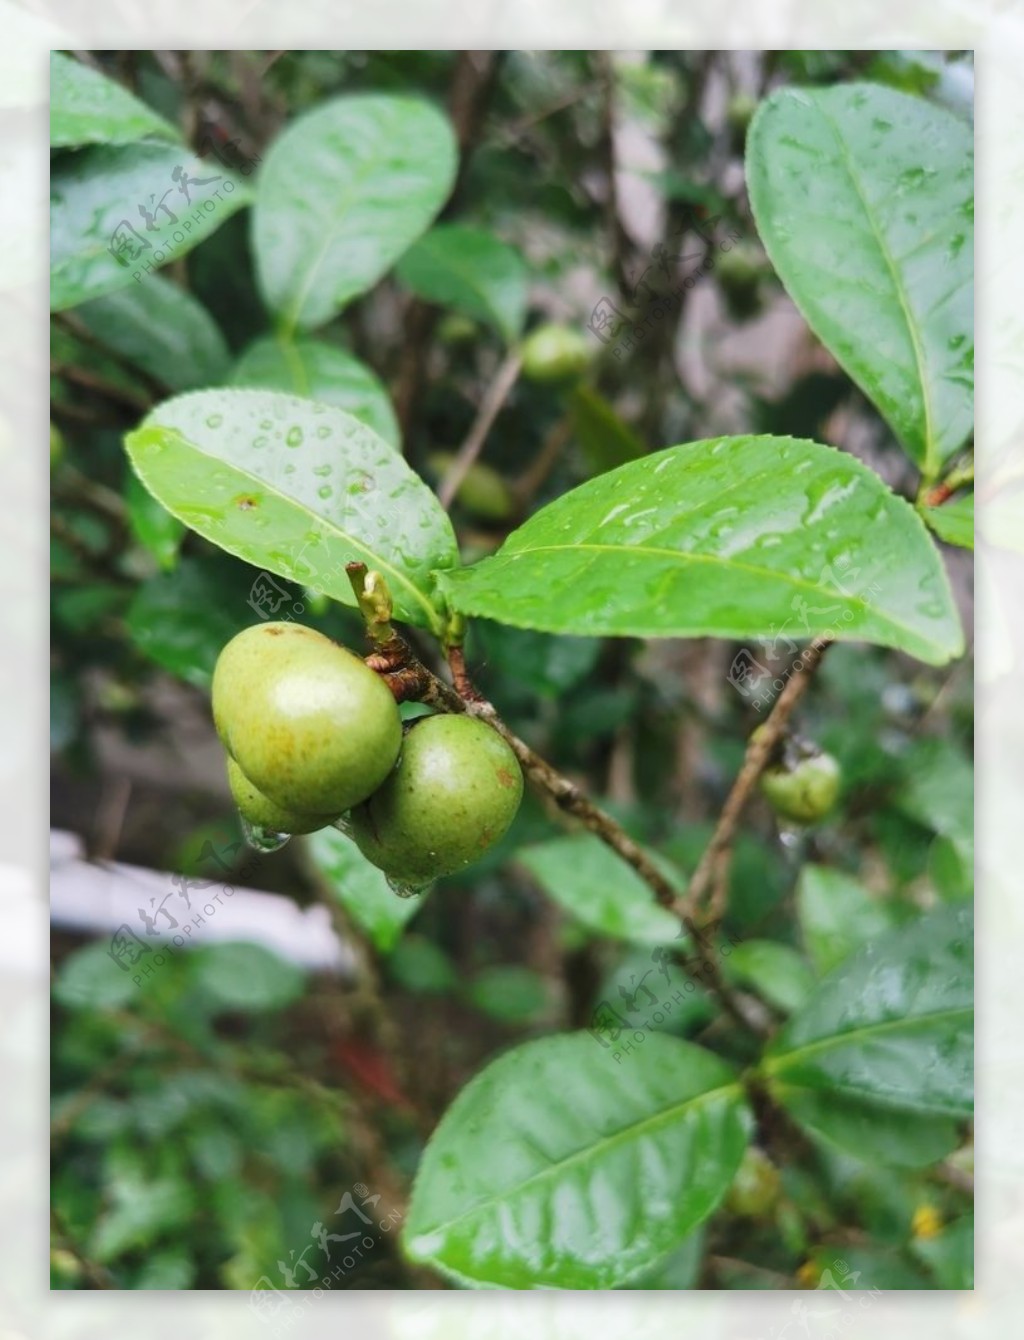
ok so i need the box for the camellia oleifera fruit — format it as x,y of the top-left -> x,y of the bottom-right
212,622 -> 402,816
520,322 -> 592,385
760,750 -> 840,825
350,714 -> 524,885
226,756 -> 337,836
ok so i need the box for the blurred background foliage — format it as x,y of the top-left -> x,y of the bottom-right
51,49 -> 972,1290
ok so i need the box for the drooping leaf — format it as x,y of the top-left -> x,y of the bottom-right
403,1032 -> 752,1288
76,275 -> 231,392
124,390 -> 458,634
568,385 -> 646,474
922,494 -> 974,550
51,143 -> 250,310
50,51 -> 180,148
305,827 -> 424,954
440,435 -> 964,665
797,864 -> 895,976
395,223 -> 527,342
763,905 -> 973,1165
747,83 -> 973,478
252,94 -> 457,331
518,835 -> 684,946
231,336 -> 399,448
723,940 -> 816,1014
124,470 -> 186,570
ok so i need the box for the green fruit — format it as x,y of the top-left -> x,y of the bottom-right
520,323 -> 592,384
212,623 -> 402,815
726,1146 -> 781,1218
760,751 -> 840,824
226,756 -> 336,836
427,452 -> 515,522
350,714 -> 524,884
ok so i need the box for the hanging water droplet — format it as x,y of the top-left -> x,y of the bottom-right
385,874 -> 429,899
240,815 -> 291,853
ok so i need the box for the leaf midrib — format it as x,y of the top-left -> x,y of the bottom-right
764,1004 -> 972,1074
129,424 -> 443,633
408,1078 -> 743,1248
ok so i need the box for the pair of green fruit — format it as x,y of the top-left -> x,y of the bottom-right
212,624 -> 524,885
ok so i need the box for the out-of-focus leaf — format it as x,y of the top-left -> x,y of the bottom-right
52,941 -> 139,1010
797,864 -> 895,976
568,385 -> 646,474
396,224 -> 527,341
125,469 -> 185,570
188,942 -> 306,1013
50,51 -> 180,147
306,826 -> 423,953
723,940 -> 816,1014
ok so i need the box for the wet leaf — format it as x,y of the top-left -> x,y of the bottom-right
124,389 -> 458,634
441,435 -> 963,665
748,84 -> 973,478
404,1032 -> 751,1288
797,864 -> 895,976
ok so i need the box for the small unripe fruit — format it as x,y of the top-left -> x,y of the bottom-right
350,714 -> 524,884
715,243 -> 767,321
520,323 -> 592,385
760,751 -> 840,824
726,1146 -> 782,1218
226,756 -> 337,836
212,623 -> 401,815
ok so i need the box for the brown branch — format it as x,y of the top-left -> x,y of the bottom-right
682,638 -> 833,925
51,360 -> 152,414
592,52 -> 632,300
437,351 -> 522,510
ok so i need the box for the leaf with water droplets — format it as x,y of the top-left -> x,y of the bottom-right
439,435 -> 963,665
747,83 -> 973,479
763,904 -> 972,1166
125,389 -> 458,634
231,336 -> 400,448
253,94 -> 457,331
403,1032 -> 752,1288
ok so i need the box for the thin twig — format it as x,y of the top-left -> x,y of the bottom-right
683,638 -> 833,925
438,351 -> 522,510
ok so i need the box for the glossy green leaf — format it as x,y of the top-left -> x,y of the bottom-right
797,864 -> 895,976
125,558 -> 264,689
125,471 -> 185,570
764,905 -> 973,1163
253,94 -> 457,331
723,940 -> 816,1014
403,1032 -> 752,1288
518,835 -> 684,946
440,435 -> 964,665
569,385 -> 646,475
50,51 -> 180,147
922,494 -> 974,550
305,827 -> 423,954
747,84 -> 973,478
51,143 -> 250,311
782,1088 -> 961,1169
395,224 -> 527,342
231,336 -> 399,448
124,390 -> 458,634
77,275 -> 231,392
